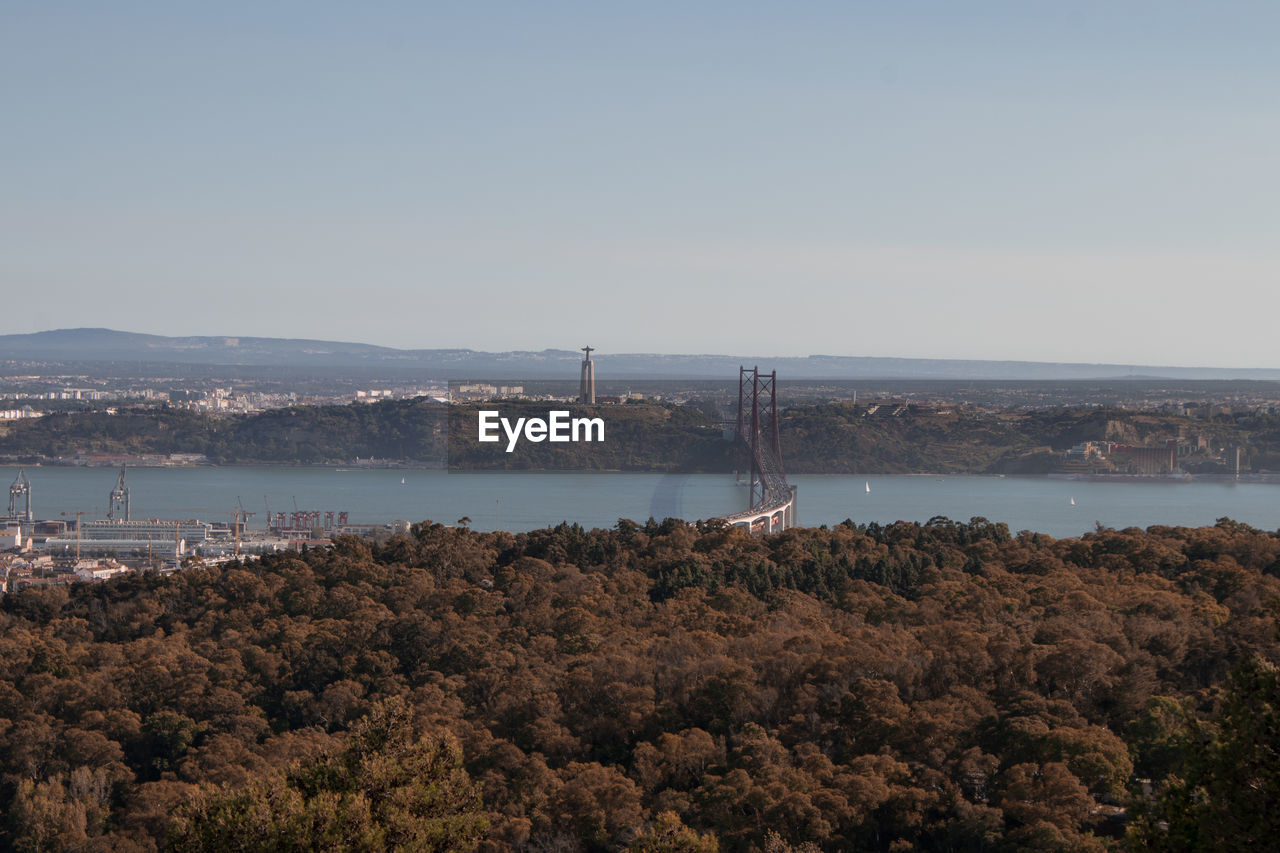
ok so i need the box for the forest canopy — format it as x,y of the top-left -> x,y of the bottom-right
2,516 -> 1280,850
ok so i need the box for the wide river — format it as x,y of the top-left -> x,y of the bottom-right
3,466 -> 1278,538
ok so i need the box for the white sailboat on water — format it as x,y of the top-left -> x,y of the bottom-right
865,481 -> 871,494
1070,496 -> 1076,506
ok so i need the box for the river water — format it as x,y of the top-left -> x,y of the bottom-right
3,466 -> 1278,538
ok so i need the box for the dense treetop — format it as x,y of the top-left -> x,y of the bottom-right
2,516 -> 1280,849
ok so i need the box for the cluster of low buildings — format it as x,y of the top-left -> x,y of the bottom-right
356,386 -> 447,402
3,381 -> 453,417
1061,440 -> 1182,475
1058,436 -> 1247,478
172,387 -> 295,413
1,387 -> 169,403
1,554 -> 135,594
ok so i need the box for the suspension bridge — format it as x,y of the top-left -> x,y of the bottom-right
723,366 -> 797,533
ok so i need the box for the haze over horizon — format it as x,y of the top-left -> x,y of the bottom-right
0,324 -> 1264,368
5,3 -> 1279,367
7,326 -> 1280,382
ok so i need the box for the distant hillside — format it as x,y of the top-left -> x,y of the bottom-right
3,398 -> 1278,474
2,327 -> 1278,380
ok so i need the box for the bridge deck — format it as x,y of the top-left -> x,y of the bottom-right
723,484 -> 797,534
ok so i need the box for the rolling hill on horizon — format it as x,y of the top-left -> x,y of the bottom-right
1,327 -> 1277,381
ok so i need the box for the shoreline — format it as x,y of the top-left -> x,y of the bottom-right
7,455 -> 1280,481
5,459 -> 1280,483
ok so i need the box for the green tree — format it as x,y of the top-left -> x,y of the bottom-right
167,697 -> 486,852
1130,656 -> 1280,851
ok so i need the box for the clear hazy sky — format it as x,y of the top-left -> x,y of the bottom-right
4,3 -> 1277,366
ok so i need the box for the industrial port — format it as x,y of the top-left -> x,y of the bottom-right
0,467 -> 383,594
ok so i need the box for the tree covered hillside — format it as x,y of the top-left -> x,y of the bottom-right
0,400 -> 733,469
0,399 -> 448,465
4,398 -> 1280,473
2,518 -> 1280,849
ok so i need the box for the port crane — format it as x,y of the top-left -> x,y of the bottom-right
233,496 -> 255,557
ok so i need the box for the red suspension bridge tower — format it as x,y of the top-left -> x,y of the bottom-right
726,366 -> 796,533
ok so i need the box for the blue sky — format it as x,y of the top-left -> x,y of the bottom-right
4,3 -> 1278,366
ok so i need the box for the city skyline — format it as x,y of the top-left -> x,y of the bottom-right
5,3 -> 1279,367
